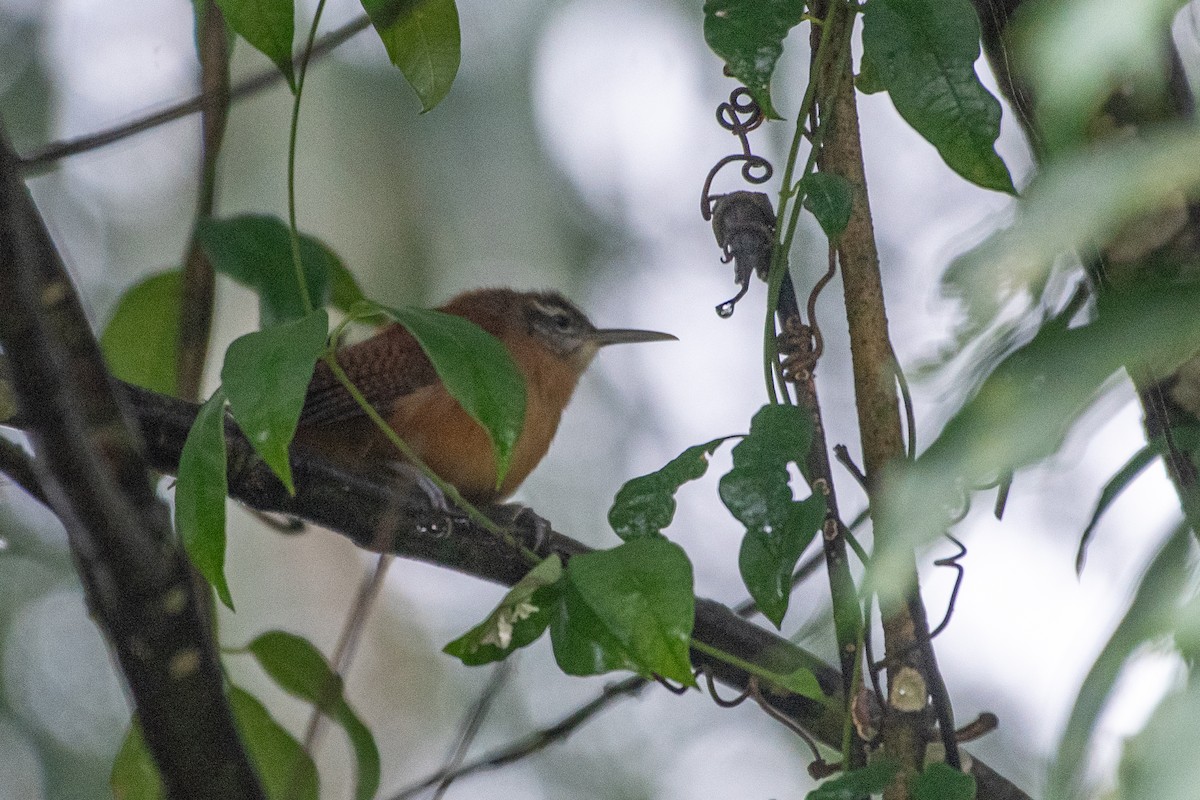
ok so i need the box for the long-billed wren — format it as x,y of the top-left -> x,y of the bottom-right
295,288 -> 676,502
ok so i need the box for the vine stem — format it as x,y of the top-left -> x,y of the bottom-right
754,2 -> 867,770
689,639 -> 838,710
762,5 -> 843,402
176,0 -> 231,402
286,0 -> 328,315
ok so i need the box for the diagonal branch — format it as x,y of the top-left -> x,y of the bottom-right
0,125 -> 263,800
17,15 -> 372,174
115,380 -> 1030,800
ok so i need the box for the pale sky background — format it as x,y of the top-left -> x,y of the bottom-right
0,0 -> 1197,798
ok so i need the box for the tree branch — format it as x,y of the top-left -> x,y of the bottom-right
16,15 -> 372,174
176,0 -> 232,402
0,125 -> 263,800
116,380 -> 1030,800
808,1 -> 953,790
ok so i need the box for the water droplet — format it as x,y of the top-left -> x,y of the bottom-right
716,301 -> 735,318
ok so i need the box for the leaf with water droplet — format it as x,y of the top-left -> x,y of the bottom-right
702,0 -> 807,119
719,404 -> 817,627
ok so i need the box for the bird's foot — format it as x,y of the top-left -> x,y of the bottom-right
384,461 -> 456,515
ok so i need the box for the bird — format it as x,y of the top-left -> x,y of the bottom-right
294,288 -> 676,503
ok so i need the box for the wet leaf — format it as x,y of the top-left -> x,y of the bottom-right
101,270 -> 182,397
248,631 -> 380,800
221,310 -> 329,493
361,0 -> 460,112
551,538 -> 696,686
216,0 -> 295,90
702,0 -> 806,119
378,303 -> 525,490
176,388 -> 233,609
608,438 -> 730,541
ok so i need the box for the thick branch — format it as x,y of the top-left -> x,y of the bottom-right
0,127 -> 263,800
120,381 -> 1030,800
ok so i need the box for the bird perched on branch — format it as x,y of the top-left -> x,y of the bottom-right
295,288 -> 676,502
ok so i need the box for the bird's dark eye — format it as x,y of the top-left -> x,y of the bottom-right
552,312 -> 573,330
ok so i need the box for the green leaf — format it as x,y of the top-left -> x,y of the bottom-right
1016,0 -> 1188,152
551,538 -> 696,686
221,310 -> 329,494
199,215 -> 335,327
608,438 -> 731,541
807,760 -> 899,799
176,389 -> 234,609
1076,441 -> 1160,573
702,0 -> 805,119
737,495 -> 825,627
801,172 -> 853,239
110,722 -> 163,800
445,555 -> 564,665
248,631 -> 381,800
860,0 -> 1014,194
230,685 -> 319,800
101,270 -> 182,397
379,303 -> 525,490
945,126 -> 1200,335
361,0 -> 460,112
216,0 -> 295,91
719,404 -> 816,627
912,763 -> 976,800
1048,525 -> 1191,800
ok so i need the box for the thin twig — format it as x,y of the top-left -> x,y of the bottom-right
18,15 -> 372,174
387,676 -> 650,800
431,660 -> 515,800
299,488 -> 404,766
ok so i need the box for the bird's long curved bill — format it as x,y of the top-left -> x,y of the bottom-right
591,328 -> 678,346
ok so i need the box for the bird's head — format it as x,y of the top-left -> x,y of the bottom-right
519,291 -> 677,372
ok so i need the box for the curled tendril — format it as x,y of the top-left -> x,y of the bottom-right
701,87 -> 779,317
716,87 -> 764,134
778,316 -> 818,384
701,88 -> 775,221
